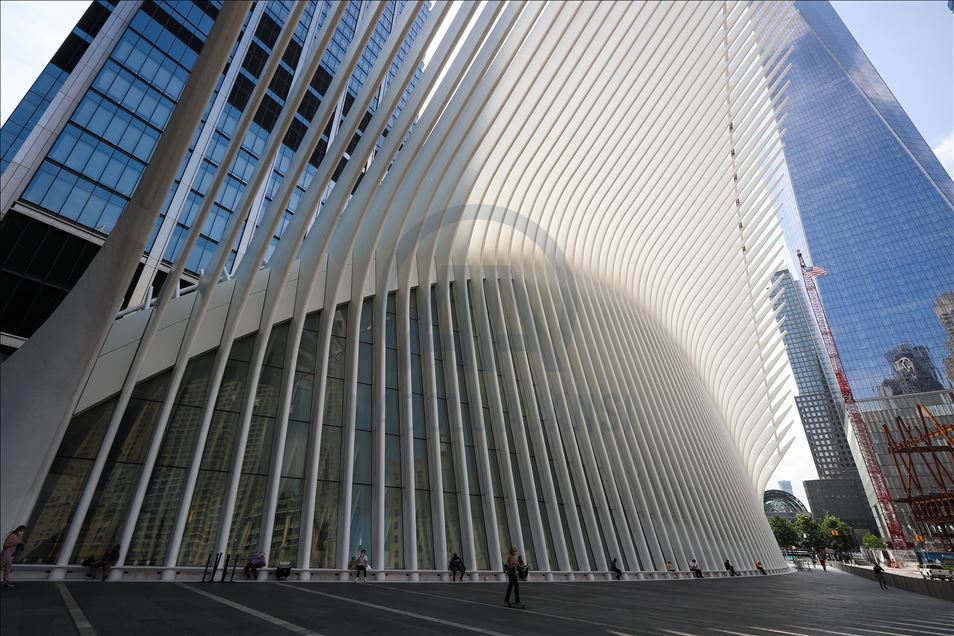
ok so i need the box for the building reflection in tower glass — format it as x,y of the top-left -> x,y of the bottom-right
771,1 -> 954,399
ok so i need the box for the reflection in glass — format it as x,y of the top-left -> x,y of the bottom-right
127,466 -> 186,565
228,473 -> 266,558
352,430 -> 372,484
416,490 -> 435,569
470,494 -> 489,570
494,497 -> 509,568
559,503 -> 579,571
22,458 -> 94,563
385,435 -> 401,486
443,492 -> 462,563
282,419 -> 309,479
384,486 -> 403,569
349,483 -> 372,563
71,461 -> 138,563
270,478 -> 302,566
311,480 -> 338,568
22,397 -> 115,563
178,470 -> 226,565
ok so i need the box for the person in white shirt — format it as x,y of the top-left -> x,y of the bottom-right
689,558 -> 704,578
355,549 -> 370,582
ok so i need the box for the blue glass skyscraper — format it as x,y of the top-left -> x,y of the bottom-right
0,1 -> 428,348
775,1 -> 954,399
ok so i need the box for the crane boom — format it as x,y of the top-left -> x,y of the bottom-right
797,251 -> 908,549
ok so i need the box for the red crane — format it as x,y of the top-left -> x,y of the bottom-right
797,251 -> 908,549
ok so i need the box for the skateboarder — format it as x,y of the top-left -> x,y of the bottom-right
504,546 -> 524,608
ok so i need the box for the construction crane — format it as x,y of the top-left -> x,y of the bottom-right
797,251 -> 908,549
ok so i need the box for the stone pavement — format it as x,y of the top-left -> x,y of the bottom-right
1,568 -> 951,635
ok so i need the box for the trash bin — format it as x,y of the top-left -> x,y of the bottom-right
276,561 -> 292,581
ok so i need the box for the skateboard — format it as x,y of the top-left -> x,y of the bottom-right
506,602 -> 527,609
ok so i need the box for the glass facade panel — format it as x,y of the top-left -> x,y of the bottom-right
70,373 -> 169,563
271,477 -> 303,566
21,397 -> 115,563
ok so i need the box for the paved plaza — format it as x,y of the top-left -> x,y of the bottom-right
1,569 -> 951,636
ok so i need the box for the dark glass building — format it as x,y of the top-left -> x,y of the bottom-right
774,1 -> 954,399
0,0 -> 428,349
773,269 -> 877,534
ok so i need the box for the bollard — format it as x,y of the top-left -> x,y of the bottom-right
220,553 -> 230,582
209,552 -> 222,583
201,552 -> 213,583
230,556 -> 238,582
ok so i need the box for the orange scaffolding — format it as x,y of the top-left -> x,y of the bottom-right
883,394 -> 954,551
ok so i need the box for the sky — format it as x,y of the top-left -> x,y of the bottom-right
0,1 -> 951,510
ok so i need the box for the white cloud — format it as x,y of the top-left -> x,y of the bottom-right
0,1 -> 92,126
933,132 -> 954,179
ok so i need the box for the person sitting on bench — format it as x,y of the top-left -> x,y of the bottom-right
724,559 -> 740,576
86,544 -> 120,581
449,553 -> 466,581
244,552 -> 266,580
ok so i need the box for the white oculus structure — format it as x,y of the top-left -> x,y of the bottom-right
1,0 -> 799,581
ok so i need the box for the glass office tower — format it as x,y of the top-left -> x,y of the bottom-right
773,270 -> 876,534
0,0 -> 428,347
775,1 -> 954,399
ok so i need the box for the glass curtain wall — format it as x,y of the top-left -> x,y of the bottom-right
270,310 -> 321,566
383,292 -> 404,569
349,299 -> 374,562
19,283 -> 660,573
409,288 -> 435,569
70,372 -> 171,564
311,305 -> 347,568
449,284 -> 490,571
430,288 -> 461,569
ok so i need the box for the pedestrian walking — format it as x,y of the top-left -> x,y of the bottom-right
872,563 -> 888,589
449,553 -> 466,581
611,557 -> 623,580
665,560 -> 675,573
689,558 -> 704,578
724,559 -> 740,576
355,548 -> 370,581
86,544 -> 120,581
2,525 -> 25,589
755,559 -> 766,575
244,552 -> 266,580
504,546 -> 525,608
819,556 -> 827,571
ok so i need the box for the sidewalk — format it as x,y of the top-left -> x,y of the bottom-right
2,569 -> 953,636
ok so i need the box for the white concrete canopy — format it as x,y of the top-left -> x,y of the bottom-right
1,0 -> 799,580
